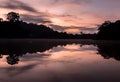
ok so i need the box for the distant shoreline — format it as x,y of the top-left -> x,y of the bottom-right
0,39 -> 120,44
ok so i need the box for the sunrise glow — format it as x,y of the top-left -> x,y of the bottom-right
0,0 -> 120,34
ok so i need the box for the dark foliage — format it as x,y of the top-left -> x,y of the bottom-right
97,20 -> 120,40
97,43 -> 120,61
0,21 -> 74,38
7,12 -> 20,22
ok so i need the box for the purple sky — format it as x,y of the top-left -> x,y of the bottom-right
0,0 -> 120,34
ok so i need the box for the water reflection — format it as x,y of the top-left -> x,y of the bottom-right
0,39 -> 120,82
0,39 -> 120,65
97,43 -> 120,61
6,54 -> 19,65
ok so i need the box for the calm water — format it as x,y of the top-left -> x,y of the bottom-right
0,39 -> 120,82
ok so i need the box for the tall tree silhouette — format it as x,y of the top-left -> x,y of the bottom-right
7,12 -> 20,22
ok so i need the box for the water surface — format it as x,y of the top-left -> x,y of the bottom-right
0,39 -> 120,82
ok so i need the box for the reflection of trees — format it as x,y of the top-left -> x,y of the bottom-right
7,54 -> 19,65
0,54 -> 3,58
0,40 -> 73,55
0,40 -> 120,65
97,43 -> 120,61
0,40 -> 79,65
0,18 -> 3,22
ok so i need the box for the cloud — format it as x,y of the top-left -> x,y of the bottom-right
21,14 -> 52,24
50,24 -> 97,34
0,0 -> 38,13
49,0 -> 92,5
50,25 -> 65,32
65,27 -> 97,34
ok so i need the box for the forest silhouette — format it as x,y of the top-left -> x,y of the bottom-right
0,12 -> 120,40
97,20 -> 120,40
0,12 -> 96,39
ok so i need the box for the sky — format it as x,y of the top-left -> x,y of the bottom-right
0,0 -> 120,34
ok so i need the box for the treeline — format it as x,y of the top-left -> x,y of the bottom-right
1,12 -> 120,40
0,12 -> 96,39
97,20 -> 120,40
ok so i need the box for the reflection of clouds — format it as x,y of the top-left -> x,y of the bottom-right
0,44 -> 100,67
48,44 -> 97,53
40,44 -> 98,64
0,44 -> 120,82
80,45 -> 97,51
48,50 -> 97,63
22,53 -> 51,61
2,63 -> 38,77
64,44 -> 80,50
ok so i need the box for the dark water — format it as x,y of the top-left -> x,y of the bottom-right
0,39 -> 120,82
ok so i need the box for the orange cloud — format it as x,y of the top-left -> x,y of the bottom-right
65,29 -> 80,34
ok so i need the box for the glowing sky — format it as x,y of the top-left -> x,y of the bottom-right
0,0 -> 120,34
